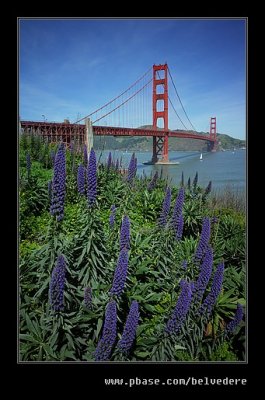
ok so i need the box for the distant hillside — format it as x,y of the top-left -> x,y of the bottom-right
217,133 -> 246,150
93,129 -> 245,152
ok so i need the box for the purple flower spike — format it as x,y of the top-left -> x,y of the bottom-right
77,164 -> 86,195
165,280 -> 193,335
199,261 -> 225,317
127,153 -> 136,183
193,171 -> 198,188
147,171 -> 158,191
204,181 -> 212,196
158,187 -> 171,227
120,215 -> 130,251
49,255 -> 66,312
181,171 -> 184,187
109,249 -> 129,297
172,187 -> 185,222
194,217 -> 211,263
176,213 -> 184,241
171,187 -> 185,239
193,246 -> 213,304
117,301 -> 139,355
134,157 -> 137,175
87,148 -> 97,207
94,301 -> 117,361
226,303 -> 244,333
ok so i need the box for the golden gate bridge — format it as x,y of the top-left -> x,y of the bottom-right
20,63 -> 218,164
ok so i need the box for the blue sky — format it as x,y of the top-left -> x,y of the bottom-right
19,18 -> 246,139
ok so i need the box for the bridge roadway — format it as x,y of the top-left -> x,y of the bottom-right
93,125 -> 214,142
20,121 -> 215,143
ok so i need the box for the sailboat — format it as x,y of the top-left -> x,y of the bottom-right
200,153 -> 203,161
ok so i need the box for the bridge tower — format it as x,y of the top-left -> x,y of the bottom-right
152,64 -> 169,163
208,117 -> 218,152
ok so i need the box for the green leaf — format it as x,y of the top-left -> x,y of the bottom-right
131,295 -> 145,302
65,333 -> 75,350
19,334 -> 38,343
49,332 -> 59,348
143,304 -> 156,313
86,238 -> 92,254
237,298 -> 246,306
145,293 -> 162,302
218,288 -> 236,303
96,319 -> 103,338
175,344 -> 186,351
91,252 -> 98,266
134,351 -> 150,359
135,266 -> 149,275
77,246 -> 87,266
25,314 -> 36,335
43,344 -> 57,359
32,319 -> 42,338
64,350 -> 77,360
136,324 -> 147,336
34,277 -> 50,299
139,337 -> 158,345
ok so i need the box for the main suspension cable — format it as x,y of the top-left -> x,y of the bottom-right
168,66 -> 197,131
92,79 -> 152,124
74,66 -> 152,124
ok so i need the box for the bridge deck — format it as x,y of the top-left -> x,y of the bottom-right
20,121 -> 215,142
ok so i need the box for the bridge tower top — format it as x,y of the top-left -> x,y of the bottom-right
153,64 -> 168,130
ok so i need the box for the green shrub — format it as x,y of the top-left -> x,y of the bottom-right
209,342 -> 238,361
19,146 -> 246,362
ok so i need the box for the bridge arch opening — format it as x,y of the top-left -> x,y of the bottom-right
156,84 -> 165,94
156,99 -> 165,112
156,117 -> 165,129
155,69 -> 165,79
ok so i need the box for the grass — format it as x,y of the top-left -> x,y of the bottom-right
209,185 -> 246,214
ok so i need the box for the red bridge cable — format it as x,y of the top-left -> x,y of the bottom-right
74,66 -> 152,124
156,69 -> 188,130
168,66 -> 197,132
92,79 -> 152,124
168,97 -> 189,130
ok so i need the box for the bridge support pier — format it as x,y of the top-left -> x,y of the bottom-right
163,134 -> 169,161
85,117 -> 94,152
207,140 -> 218,152
152,135 -> 169,163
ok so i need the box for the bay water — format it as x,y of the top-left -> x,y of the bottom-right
96,149 -> 246,194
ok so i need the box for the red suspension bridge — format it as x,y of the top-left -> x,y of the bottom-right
20,63 -> 218,164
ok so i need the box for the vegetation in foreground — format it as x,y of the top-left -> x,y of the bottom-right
19,134 -> 246,361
